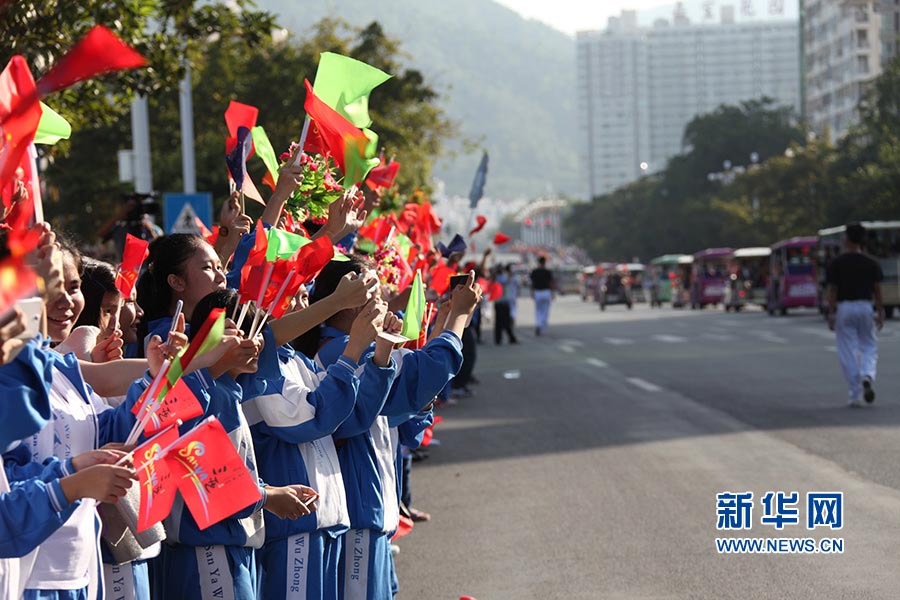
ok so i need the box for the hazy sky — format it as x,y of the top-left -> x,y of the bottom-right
493,0 -> 799,35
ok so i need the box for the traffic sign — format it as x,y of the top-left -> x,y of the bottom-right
163,192 -> 213,234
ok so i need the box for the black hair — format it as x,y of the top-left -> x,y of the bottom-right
538,256 -> 547,267
75,258 -> 119,330
189,289 -> 255,341
55,232 -> 84,277
846,223 -> 866,246
294,254 -> 373,358
136,233 -> 208,355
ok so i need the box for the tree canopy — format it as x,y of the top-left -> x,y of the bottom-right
3,3 -> 456,242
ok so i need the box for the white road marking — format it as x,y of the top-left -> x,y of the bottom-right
800,327 -> 834,339
560,339 -> 585,347
652,334 -> 687,343
603,337 -> 634,346
752,330 -> 789,344
558,344 -> 576,353
586,358 -> 608,368
701,333 -> 736,342
825,345 -> 837,353
627,377 -> 663,392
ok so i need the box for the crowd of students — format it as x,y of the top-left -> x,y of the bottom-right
0,161 -> 484,599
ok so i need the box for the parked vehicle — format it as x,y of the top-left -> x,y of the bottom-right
768,236 -> 818,316
649,255 -> 690,306
691,248 -> 732,309
618,263 -> 646,303
724,247 -> 771,311
599,272 -> 633,310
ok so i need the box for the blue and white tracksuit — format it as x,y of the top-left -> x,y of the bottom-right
0,340 -> 75,598
133,317 -> 268,600
315,326 -> 462,599
244,334 -> 397,600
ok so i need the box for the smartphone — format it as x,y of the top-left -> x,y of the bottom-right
448,274 -> 468,290
15,297 -> 43,340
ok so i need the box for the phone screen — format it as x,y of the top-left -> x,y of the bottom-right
448,275 -> 468,289
15,297 -> 43,340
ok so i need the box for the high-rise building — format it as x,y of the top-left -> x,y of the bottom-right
577,8 -> 800,199
803,0 -> 900,141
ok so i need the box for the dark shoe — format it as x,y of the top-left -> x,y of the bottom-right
863,377 -> 876,404
469,375 -> 481,385
510,338 -> 519,344
408,507 -> 432,522
535,327 -> 541,336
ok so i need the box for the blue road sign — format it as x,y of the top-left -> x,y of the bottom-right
163,192 -> 213,234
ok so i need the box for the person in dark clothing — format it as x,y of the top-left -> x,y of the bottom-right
825,223 -> 885,407
530,256 -> 555,335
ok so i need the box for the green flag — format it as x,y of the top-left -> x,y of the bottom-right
400,272 -> 425,340
266,228 -> 311,262
343,133 -> 373,186
313,52 -> 391,128
251,125 -> 280,185
34,102 -> 71,145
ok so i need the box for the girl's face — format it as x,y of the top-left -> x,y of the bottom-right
98,291 -> 122,334
47,253 -> 85,342
169,244 -> 227,317
118,287 -> 143,345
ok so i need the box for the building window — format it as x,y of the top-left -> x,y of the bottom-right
858,55 -> 869,74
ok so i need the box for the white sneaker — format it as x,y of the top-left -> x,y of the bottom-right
847,397 -> 863,408
390,544 -> 400,556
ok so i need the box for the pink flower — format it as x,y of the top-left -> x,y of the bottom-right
279,152 -> 291,162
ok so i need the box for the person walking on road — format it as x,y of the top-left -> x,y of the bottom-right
826,223 -> 885,407
530,256 -> 555,336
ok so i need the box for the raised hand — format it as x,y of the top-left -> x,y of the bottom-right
91,330 -> 124,363
332,272 -> 379,311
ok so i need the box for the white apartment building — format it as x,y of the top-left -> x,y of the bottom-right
803,0 -> 900,141
577,8 -> 800,199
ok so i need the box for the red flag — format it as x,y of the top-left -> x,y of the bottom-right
239,222 -> 268,297
302,80 -> 369,175
206,225 -> 220,246
142,378 -> 204,436
0,56 -> 41,190
0,255 -> 37,316
487,281 -> 503,301
365,160 -> 400,191
164,418 -> 262,530
35,26 -> 146,96
3,178 -> 41,257
134,425 -> 180,532
115,234 -> 149,297
293,235 -> 335,285
240,264 -> 268,303
429,264 -> 454,296
469,215 -> 487,236
392,514 -> 414,541
224,101 -> 258,140
493,232 -> 511,245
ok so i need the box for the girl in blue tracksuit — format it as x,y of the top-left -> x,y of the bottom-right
212,289 -> 397,600
134,234 -> 318,600
296,258 -> 480,600
0,339 -> 70,598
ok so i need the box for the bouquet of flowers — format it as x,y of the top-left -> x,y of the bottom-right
279,144 -> 345,221
372,243 -> 406,293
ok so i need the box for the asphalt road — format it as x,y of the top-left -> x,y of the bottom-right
395,295 -> 900,599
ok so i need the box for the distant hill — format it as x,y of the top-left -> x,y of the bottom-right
259,0 -> 580,200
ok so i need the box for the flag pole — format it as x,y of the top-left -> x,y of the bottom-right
292,117 -> 311,167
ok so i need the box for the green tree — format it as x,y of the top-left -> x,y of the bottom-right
0,0 -> 277,129
40,17 -> 456,242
